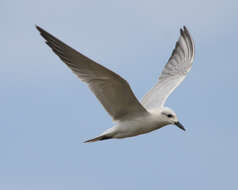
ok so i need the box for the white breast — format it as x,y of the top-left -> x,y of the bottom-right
112,112 -> 166,138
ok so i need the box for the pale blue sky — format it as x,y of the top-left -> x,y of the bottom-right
1,0 -> 238,189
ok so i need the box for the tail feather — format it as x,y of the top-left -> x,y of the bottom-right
83,134 -> 112,143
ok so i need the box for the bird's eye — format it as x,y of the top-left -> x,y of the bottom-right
167,114 -> 173,118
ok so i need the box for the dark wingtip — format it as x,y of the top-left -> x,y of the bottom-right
35,25 -> 47,35
180,28 -> 183,35
180,25 -> 192,40
35,25 -> 41,31
180,27 -> 186,39
180,25 -> 189,34
183,26 -> 190,35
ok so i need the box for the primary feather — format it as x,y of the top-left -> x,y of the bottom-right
36,26 -> 147,120
141,26 -> 194,109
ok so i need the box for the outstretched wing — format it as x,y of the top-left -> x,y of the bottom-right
141,26 -> 195,109
36,26 -> 147,120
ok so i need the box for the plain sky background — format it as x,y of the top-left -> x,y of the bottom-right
1,0 -> 238,189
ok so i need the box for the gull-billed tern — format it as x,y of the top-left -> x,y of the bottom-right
36,26 -> 194,143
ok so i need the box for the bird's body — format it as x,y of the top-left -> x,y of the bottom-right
104,111 -> 162,139
85,107 -> 179,142
36,25 -> 194,143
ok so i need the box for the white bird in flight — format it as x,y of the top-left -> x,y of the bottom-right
36,25 -> 194,143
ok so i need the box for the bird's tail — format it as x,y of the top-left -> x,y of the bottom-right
83,134 -> 112,143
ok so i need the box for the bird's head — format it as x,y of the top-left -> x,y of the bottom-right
161,107 -> 185,131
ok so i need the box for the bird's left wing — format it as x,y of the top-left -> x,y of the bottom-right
36,26 -> 147,120
141,26 -> 195,109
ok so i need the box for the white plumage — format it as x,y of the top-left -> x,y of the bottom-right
36,26 -> 195,143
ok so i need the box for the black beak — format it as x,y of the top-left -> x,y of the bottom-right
175,121 -> 186,131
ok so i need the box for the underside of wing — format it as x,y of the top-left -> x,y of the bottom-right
36,26 -> 147,120
141,26 -> 195,109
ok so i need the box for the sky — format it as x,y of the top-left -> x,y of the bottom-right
1,0 -> 238,189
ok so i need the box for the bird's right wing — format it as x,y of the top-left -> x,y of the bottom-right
141,26 -> 194,109
36,26 -> 147,120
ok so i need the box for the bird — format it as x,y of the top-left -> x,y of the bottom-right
36,25 -> 194,143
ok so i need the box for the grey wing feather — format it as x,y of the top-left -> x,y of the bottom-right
141,26 -> 195,109
36,26 -> 147,120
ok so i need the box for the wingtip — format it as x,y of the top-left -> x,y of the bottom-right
183,26 -> 190,35
180,26 -> 189,34
35,24 -> 40,31
180,28 -> 183,34
180,25 -> 193,42
180,27 -> 186,39
35,25 -> 46,34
